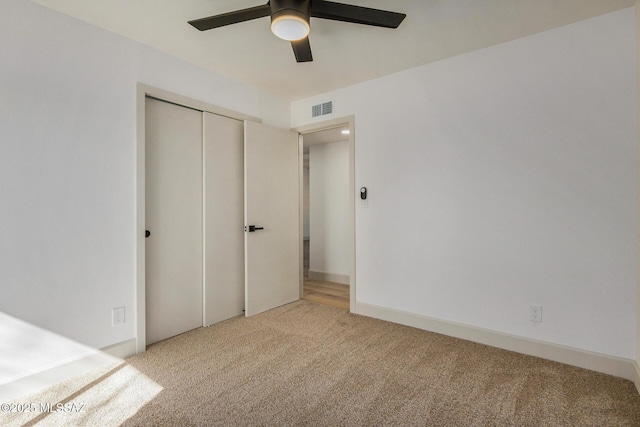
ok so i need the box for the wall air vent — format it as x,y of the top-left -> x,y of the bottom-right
312,101 -> 334,118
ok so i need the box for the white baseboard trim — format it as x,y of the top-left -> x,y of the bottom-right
0,338 -> 136,402
355,302 -> 635,383
102,338 -> 137,359
308,270 -> 350,285
633,361 -> 640,394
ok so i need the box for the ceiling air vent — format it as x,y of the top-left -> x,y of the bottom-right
312,101 -> 333,118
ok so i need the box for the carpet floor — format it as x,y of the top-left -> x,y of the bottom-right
3,301 -> 640,426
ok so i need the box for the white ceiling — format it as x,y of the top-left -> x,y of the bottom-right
303,126 -> 349,154
304,127 -> 349,146
31,0 -> 633,101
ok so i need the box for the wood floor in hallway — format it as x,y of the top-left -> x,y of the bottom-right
302,279 -> 349,310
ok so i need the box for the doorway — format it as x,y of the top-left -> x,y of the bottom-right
296,118 -> 356,312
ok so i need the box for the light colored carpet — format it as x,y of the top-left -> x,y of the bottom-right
3,301 -> 640,426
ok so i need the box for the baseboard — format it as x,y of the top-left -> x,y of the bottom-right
0,338 -> 136,402
355,302 -> 635,382
633,361 -> 640,394
102,338 -> 137,359
308,270 -> 350,285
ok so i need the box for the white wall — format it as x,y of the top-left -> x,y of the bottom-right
293,9 -> 637,359
0,0 -> 289,386
309,141 -> 351,281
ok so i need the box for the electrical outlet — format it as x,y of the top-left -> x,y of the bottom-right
529,304 -> 542,322
112,307 -> 125,326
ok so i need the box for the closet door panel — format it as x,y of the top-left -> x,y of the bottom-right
204,112 -> 245,325
145,97 -> 203,345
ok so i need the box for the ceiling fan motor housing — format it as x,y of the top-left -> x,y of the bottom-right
270,0 -> 311,26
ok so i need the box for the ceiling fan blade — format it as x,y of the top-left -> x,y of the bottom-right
188,4 -> 270,31
310,0 -> 406,28
291,37 -> 313,63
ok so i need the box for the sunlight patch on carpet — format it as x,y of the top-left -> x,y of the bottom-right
0,363 -> 163,427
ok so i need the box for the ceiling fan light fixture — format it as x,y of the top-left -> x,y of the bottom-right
271,14 -> 310,41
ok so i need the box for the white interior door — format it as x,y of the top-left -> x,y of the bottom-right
145,97 -> 203,345
204,112 -> 245,325
244,121 -> 300,316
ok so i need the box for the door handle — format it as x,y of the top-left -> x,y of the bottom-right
245,225 -> 264,232
145,230 -> 151,238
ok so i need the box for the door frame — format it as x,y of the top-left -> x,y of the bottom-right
135,83 -> 260,354
293,116 -> 356,313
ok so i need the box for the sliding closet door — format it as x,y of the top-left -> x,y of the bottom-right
204,112 -> 245,325
145,97 -> 203,345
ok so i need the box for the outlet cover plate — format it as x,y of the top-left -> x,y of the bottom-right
529,304 -> 542,322
112,307 -> 125,326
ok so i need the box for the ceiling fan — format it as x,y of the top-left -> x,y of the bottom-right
188,0 -> 406,63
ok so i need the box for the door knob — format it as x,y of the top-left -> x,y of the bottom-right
245,225 -> 264,232
145,230 -> 151,238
